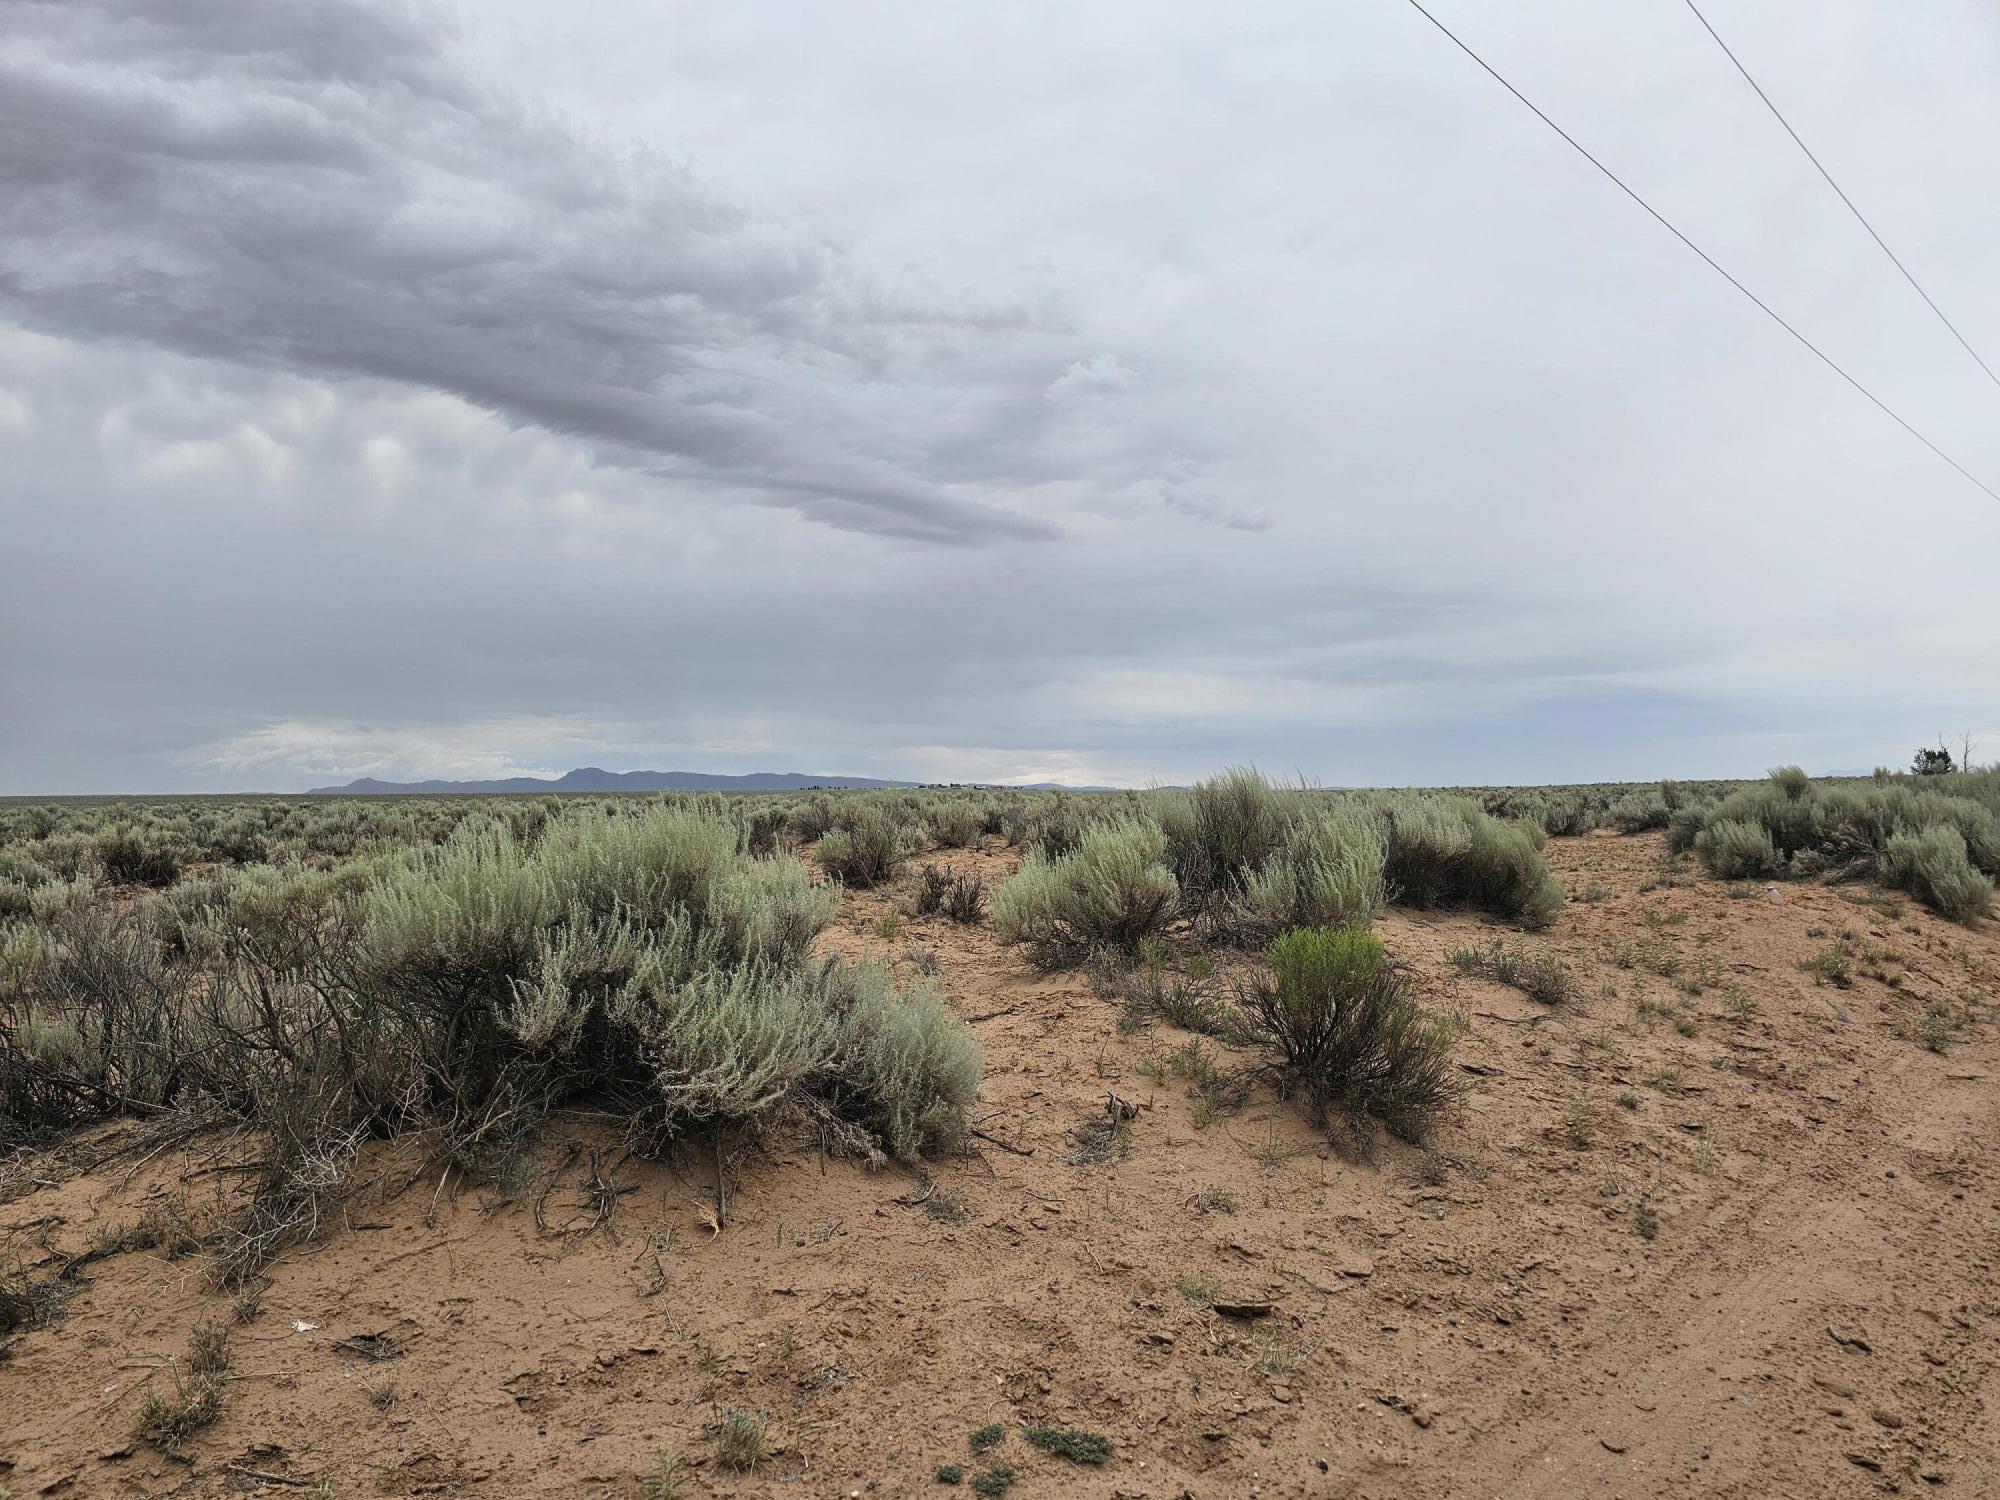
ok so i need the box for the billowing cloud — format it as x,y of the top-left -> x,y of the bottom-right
0,0 -> 1111,544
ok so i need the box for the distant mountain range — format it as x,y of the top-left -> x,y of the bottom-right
307,767 -> 1107,795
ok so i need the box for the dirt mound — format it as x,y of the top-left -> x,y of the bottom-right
3,833 -> 1996,1497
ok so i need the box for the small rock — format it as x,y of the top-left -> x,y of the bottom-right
1213,1301 -> 1277,1320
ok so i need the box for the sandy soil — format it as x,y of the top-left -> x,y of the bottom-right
3,831 -> 1996,1498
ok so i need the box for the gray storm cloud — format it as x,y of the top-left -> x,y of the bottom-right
0,0 -> 1081,544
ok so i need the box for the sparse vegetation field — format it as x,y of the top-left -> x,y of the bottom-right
1,766 -> 1995,1494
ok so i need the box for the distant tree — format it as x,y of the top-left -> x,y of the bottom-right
1913,745 -> 1955,776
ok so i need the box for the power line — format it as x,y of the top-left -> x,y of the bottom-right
1399,0 -> 2000,507
1683,0 -> 2000,394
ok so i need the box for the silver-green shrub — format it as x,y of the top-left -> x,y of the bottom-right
1882,826 -> 1991,923
1378,795 -> 1562,928
992,816 -> 1178,967
1694,818 -> 1779,880
2,800 -> 976,1170
1157,767 -> 1287,910
1226,809 -> 1386,942
816,805 -> 909,887
828,964 -> 982,1158
1686,768 -> 2000,917
925,800 -> 985,850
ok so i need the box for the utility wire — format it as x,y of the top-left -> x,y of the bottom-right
1683,0 -> 2000,394
1400,0 -> 2000,506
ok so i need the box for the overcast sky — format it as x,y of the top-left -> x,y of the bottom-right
3,0 -> 1996,793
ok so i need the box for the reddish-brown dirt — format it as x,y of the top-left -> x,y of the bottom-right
3,831 -> 1997,1497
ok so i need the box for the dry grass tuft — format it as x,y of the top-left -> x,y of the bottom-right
134,1321 -> 229,1452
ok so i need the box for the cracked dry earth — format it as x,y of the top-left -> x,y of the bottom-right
3,830 -> 1998,1498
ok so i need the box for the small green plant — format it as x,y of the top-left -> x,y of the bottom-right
968,1423 -> 1006,1454
187,1320 -> 228,1378
1632,992 -> 1674,1029
1917,997 -> 1960,1053
1244,925 -> 1458,1144
1800,946 -> 1853,989
1677,946 -> 1726,996
970,1466 -> 1016,1498
1024,1426 -> 1111,1465
1173,1272 -> 1219,1305
1167,1037 -> 1223,1089
134,1325 -> 229,1452
644,1449 -> 690,1500
873,911 -> 904,941
1249,1328 -> 1308,1374
1634,1201 -> 1658,1240
713,1409 -> 767,1472
1187,1088 -> 1235,1130
1446,939 -> 1574,1005
935,1464 -> 965,1485
1154,979 -> 1239,1039
1095,956 -> 1251,1043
